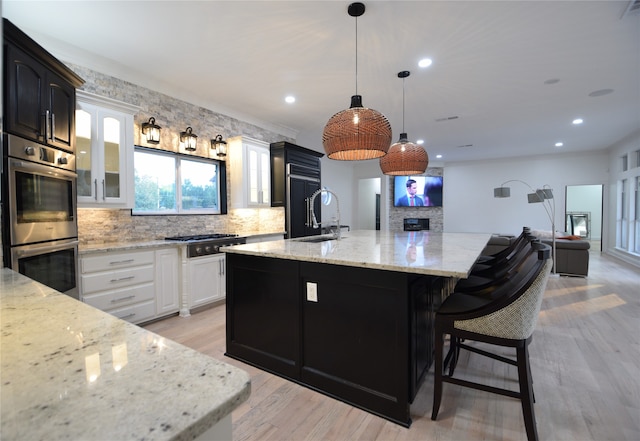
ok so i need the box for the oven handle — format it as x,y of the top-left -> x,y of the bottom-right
12,240 -> 79,259
9,157 -> 78,180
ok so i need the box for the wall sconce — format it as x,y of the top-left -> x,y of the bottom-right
211,135 -> 227,157
141,117 -> 161,144
180,126 -> 198,151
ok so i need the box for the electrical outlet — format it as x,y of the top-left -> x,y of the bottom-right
306,282 -> 318,302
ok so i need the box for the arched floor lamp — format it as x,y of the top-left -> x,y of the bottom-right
494,180 -> 556,274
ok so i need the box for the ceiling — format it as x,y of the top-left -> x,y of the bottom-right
3,0 -> 639,163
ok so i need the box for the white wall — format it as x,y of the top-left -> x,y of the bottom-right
320,157 -> 354,227
442,151 -> 609,235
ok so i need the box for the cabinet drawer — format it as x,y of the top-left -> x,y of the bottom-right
83,283 -> 155,311
81,265 -> 154,294
109,299 -> 156,324
81,250 -> 155,273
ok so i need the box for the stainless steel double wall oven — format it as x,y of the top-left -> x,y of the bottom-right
2,133 -> 79,298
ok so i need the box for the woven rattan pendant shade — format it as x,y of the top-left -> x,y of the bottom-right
380,133 -> 429,175
322,2 -> 392,161
380,70 -> 428,175
323,95 -> 392,160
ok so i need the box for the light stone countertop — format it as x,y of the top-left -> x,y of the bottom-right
223,230 -> 492,278
0,268 -> 251,441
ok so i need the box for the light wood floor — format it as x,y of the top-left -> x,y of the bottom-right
144,251 -> 640,441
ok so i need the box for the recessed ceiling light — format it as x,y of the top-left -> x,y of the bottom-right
416,139 -> 424,145
544,78 -> 560,85
418,58 -> 432,68
436,154 -> 442,159
572,118 -> 583,125
555,142 -> 563,147
285,95 -> 295,104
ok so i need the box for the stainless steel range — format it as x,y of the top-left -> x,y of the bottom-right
165,234 -> 246,257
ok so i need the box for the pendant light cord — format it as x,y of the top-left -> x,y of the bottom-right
355,15 -> 359,95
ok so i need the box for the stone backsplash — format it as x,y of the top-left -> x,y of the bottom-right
78,207 -> 285,244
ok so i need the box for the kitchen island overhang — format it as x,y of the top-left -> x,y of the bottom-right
223,230 -> 491,427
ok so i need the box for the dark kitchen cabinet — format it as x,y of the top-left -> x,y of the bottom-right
226,252 -> 443,426
270,141 -> 323,207
3,19 -> 84,152
289,176 -> 321,238
270,141 -> 324,238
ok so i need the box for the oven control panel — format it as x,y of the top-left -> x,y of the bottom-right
6,133 -> 76,172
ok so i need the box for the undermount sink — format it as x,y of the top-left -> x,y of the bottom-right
294,235 -> 342,243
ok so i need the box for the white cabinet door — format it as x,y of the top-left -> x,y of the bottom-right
229,136 -> 271,208
155,248 -> 180,315
189,254 -> 225,309
76,91 -> 138,208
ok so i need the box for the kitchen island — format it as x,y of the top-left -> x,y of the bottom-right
0,268 -> 250,441
223,230 -> 490,427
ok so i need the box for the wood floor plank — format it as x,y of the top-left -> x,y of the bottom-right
144,251 -> 640,440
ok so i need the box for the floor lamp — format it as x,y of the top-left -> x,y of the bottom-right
493,180 -> 556,274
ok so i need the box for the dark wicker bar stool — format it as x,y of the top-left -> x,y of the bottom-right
431,242 -> 553,441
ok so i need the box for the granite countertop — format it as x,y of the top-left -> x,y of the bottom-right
223,229 -> 491,278
0,268 -> 250,441
79,230 -> 285,255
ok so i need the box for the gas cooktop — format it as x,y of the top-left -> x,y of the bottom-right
165,233 -> 239,241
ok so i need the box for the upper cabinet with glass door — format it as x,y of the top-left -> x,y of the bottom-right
228,136 -> 271,208
76,91 -> 139,208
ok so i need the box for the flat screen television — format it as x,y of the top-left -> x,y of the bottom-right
393,176 -> 443,207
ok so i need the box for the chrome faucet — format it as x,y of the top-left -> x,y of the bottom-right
308,188 -> 341,239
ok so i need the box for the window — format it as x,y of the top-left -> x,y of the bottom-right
617,179 -> 628,248
133,147 -> 225,214
622,154 -> 628,172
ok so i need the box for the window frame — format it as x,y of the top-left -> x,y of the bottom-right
132,146 -> 227,216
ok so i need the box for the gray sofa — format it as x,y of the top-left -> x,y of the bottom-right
483,234 -> 590,277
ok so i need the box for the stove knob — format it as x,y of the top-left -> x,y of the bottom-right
58,157 -> 68,165
194,246 -> 203,255
212,245 -> 220,253
25,146 -> 36,156
205,245 -> 212,253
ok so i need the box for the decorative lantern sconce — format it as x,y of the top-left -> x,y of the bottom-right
141,117 -> 161,144
180,126 -> 198,151
211,135 -> 227,157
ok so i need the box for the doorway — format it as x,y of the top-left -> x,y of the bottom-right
565,184 -> 603,251
357,178 -> 381,230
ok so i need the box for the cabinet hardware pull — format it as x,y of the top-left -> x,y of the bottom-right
118,313 -> 136,320
102,179 -> 106,201
94,179 -> 98,200
110,276 -> 135,283
50,113 -> 56,141
111,295 -> 135,303
109,259 -> 135,265
44,110 -> 50,141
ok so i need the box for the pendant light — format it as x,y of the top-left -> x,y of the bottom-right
380,71 -> 429,175
322,2 -> 392,161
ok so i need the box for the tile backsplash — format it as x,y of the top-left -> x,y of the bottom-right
78,208 -> 285,244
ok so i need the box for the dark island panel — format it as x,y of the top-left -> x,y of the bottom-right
225,252 -> 449,427
226,254 -> 301,379
299,262 -> 411,425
